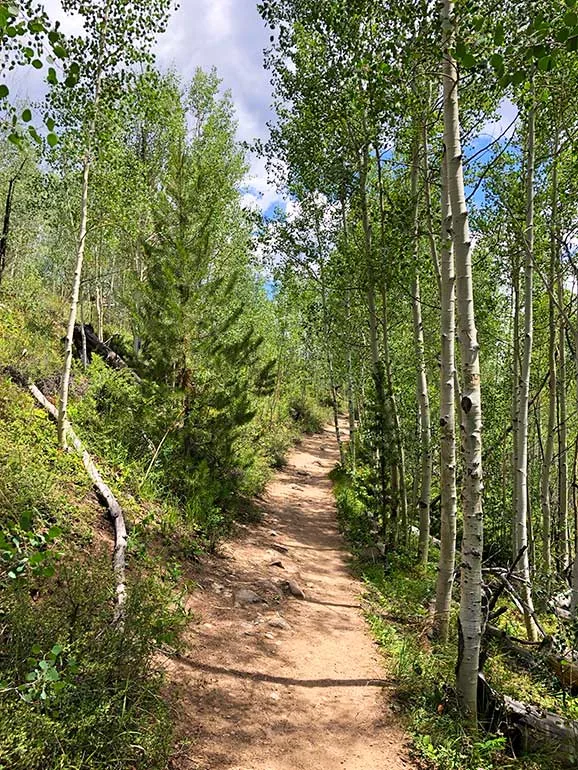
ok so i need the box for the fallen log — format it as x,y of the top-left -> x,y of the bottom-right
72,323 -> 140,382
486,623 -> 578,693
480,674 -> 578,765
3,366 -> 127,621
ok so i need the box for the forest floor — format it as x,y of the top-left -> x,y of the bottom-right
165,422 -> 415,770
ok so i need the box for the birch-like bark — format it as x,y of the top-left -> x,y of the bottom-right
412,270 -> 432,567
541,129 -> 559,576
374,143 -> 408,546
57,4 -> 110,447
511,263 -> 520,559
442,0 -> 484,726
515,104 -> 539,642
558,277 -> 569,571
433,152 -> 457,642
409,138 -> 432,567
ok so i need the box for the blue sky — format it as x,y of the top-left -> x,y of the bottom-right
10,1 -> 519,216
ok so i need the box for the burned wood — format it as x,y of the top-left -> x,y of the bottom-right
72,323 -> 140,382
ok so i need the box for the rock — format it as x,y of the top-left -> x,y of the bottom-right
280,579 -> 306,600
269,559 -> 284,568
268,615 -> 291,630
269,530 -> 278,537
234,588 -> 264,606
271,543 -> 289,554
295,469 -> 311,477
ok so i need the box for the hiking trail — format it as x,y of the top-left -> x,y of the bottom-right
166,421 -> 415,770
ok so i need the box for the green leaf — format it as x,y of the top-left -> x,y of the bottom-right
46,133 -> 58,148
38,660 -> 49,671
21,108 -> 32,122
0,84 -> 9,99
28,126 -> 41,144
52,43 -> 67,59
47,525 -> 62,539
489,53 -> 503,71
31,59 -> 43,70
31,644 -> 42,655
45,116 -> 55,131
565,10 -> 578,25
46,667 -> 60,681
461,52 -> 476,69
47,67 -> 58,85
538,56 -> 552,72
494,23 -> 504,46
512,69 -> 525,85
50,644 -> 63,657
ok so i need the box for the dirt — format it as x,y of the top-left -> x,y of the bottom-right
165,423 -> 415,770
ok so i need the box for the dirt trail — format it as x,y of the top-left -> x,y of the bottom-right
167,422 -> 414,770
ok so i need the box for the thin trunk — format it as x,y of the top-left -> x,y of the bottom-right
512,268 -> 520,560
409,137 -> 432,567
360,149 -> 388,542
374,141 -> 408,546
541,130 -> 559,576
57,2 -> 110,447
558,284 -> 569,571
442,0 -> 484,727
515,104 -> 538,642
434,151 -> 457,642
412,271 -> 432,567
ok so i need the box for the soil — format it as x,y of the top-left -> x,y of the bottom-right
165,423 -> 415,770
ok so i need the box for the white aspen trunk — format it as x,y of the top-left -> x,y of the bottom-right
58,157 -> 91,447
442,0 -> 484,727
512,266 -> 521,559
383,287 -> 408,547
541,131 -> 559,577
57,3 -> 110,448
558,286 -> 569,571
515,104 -> 539,642
412,272 -> 432,567
572,323 -> 578,613
375,143 -> 408,546
434,152 -> 457,642
409,136 -> 432,568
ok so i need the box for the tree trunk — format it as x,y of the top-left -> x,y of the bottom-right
433,151 -> 457,642
57,2 -> 110,447
558,275 -> 569,572
412,272 -> 432,567
515,104 -> 538,642
442,0 -> 484,727
409,137 -> 432,568
541,128 -> 559,577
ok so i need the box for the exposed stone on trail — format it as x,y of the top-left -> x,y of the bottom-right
269,559 -> 284,568
280,579 -> 306,599
271,543 -> 289,554
234,588 -> 265,606
268,615 -> 291,630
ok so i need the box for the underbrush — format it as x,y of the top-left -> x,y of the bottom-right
0,556 -> 187,770
332,467 -> 563,770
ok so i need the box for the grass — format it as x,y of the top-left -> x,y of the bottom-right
332,467 -> 567,770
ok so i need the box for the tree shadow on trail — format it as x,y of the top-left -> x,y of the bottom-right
177,657 -> 392,689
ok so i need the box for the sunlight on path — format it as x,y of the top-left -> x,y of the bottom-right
165,419 -> 413,770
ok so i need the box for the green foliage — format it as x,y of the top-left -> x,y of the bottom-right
0,556 -> 186,770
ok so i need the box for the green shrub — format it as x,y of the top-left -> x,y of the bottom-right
0,554 -> 187,770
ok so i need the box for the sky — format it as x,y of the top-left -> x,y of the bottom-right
10,0 -> 279,211
9,0 -> 518,217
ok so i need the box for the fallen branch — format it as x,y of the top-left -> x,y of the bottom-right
72,323 -> 140,382
479,674 -> 578,765
3,366 -> 127,622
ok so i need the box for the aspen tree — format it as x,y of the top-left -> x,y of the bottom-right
441,0 -> 484,725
